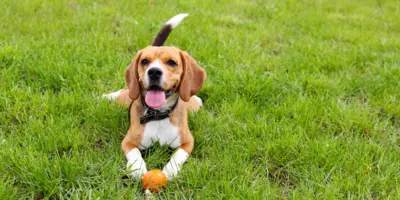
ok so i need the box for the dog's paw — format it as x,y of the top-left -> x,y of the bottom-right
193,95 -> 203,106
126,148 -> 147,180
102,90 -> 122,101
162,148 -> 189,180
162,166 -> 180,181
144,189 -> 154,200
127,162 -> 147,180
127,170 -> 146,180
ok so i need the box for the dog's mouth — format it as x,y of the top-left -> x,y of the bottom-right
144,85 -> 176,108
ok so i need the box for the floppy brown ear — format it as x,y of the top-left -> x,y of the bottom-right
125,51 -> 142,101
178,51 -> 206,101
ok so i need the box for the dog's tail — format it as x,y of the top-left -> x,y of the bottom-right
152,13 -> 189,46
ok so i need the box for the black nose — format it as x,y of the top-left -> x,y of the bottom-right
148,68 -> 163,80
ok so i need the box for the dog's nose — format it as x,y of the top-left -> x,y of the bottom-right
148,68 -> 163,80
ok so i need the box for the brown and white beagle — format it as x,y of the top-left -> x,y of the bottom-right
104,14 -> 206,181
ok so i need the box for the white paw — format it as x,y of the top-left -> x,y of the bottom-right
162,168 -> 178,181
193,95 -> 203,106
102,90 -> 122,101
127,161 -> 147,180
126,148 -> 147,180
162,148 -> 189,180
144,189 -> 153,200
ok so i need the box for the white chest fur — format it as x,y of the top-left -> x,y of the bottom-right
140,118 -> 181,149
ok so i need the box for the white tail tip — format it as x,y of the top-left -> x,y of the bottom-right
166,13 -> 189,29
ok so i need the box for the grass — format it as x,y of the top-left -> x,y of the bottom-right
1,0 -> 400,199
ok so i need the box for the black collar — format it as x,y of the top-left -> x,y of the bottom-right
128,96 -> 179,124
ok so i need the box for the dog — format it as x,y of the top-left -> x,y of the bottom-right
104,13 -> 206,181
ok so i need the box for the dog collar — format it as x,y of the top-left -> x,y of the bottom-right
139,97 -> 178,124
127,93 -> 179,124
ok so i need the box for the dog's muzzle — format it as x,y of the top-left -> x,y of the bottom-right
147,67 -> 163,83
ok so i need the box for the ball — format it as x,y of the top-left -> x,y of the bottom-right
141,169 -> 168,193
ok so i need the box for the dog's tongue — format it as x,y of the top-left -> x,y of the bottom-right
145,90 -> 166,108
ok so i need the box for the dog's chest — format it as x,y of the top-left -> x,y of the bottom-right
140,118 -> 181,149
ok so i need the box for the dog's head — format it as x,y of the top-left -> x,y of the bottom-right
125,46 -> 206,108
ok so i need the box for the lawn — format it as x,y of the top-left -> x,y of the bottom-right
1,0 -> 400,199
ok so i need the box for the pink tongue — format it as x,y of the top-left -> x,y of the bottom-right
145,90 -> 166,108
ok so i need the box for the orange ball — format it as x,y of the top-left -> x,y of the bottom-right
141,169 -> 168,193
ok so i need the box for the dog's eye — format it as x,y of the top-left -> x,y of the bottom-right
166,60 -> 177,67
140,59 -> 149,66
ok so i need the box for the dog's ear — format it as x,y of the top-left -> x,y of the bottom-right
178,51 -> 206,101
125,51 -> 142,101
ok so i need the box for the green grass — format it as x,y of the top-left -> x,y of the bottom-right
1,0 -> 400,199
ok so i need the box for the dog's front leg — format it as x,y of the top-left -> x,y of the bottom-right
122,136 -> 147,180
162,141 -> 193,180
